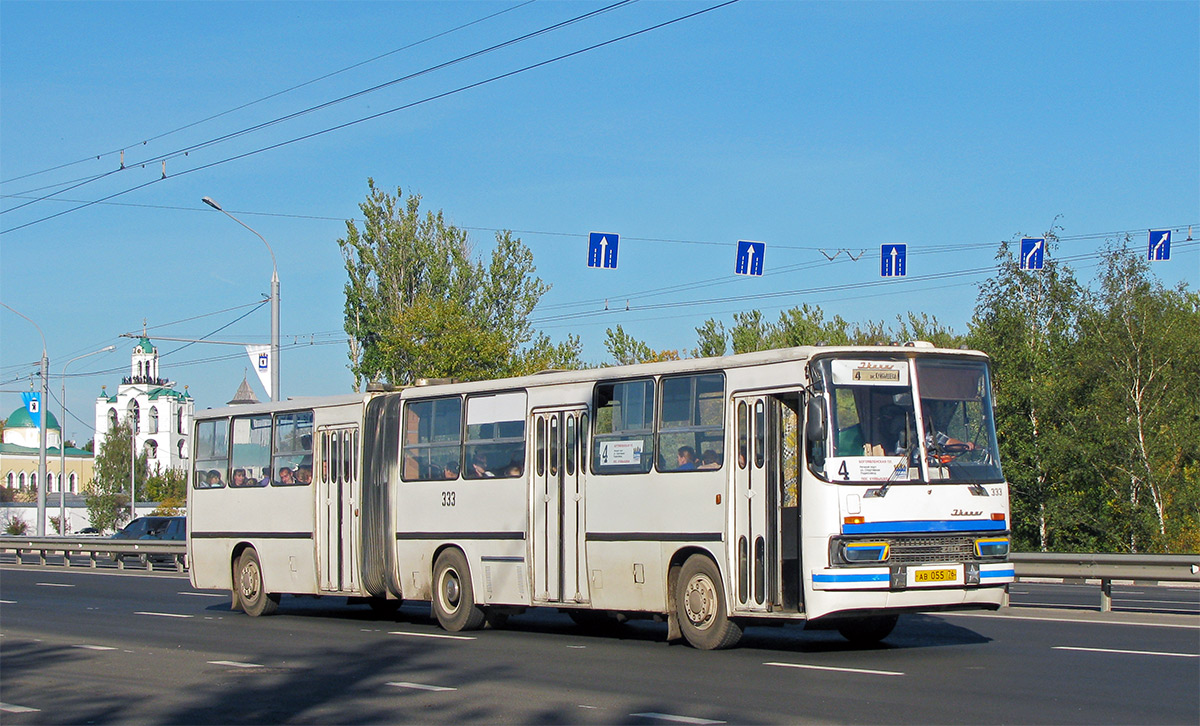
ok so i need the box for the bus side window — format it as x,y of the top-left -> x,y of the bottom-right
402,396 -> 463,482
592,379 -> 654,475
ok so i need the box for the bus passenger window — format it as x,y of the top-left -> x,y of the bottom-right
658,373 -> 724,472
231,415 -> 271,486
273,410 -> 313,486
464,391 -> 526,479
402,396 -> 463,482
592,379 -> 654,475
193,419 -> 229,489
755,400 -> 765,468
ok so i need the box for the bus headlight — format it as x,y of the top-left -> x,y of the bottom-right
842,541 -> 890,563
975,537 -> 1009,558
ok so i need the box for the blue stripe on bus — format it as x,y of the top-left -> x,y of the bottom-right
980,567 -> 1014,579
842,519 -> 1006,534
812,572 -> 890,583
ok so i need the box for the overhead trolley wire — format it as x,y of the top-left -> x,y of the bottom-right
0,0 -> 739,236
0,0 -> 638,215
0,0 -> 541,187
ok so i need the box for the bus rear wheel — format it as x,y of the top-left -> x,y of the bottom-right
837,614 -> 898,645
432,549 -> 485,632
237,549 -> 280,617
676,555 -> 742,650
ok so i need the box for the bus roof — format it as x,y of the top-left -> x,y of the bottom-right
192,343 -> 987,419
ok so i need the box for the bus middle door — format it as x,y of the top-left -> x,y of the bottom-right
531,407 -> 589,604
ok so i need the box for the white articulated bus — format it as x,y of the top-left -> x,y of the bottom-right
188,343 -> 1012,649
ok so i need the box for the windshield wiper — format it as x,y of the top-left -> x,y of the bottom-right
864,443 -> 916,499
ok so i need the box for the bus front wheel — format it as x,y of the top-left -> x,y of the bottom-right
237,549 -> 280,617
432,549 -> 485,632
676,555 -> 742,650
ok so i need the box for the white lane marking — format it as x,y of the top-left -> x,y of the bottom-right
387,681 -> 457,692
388,630 -> 475,641
0,703 -> 40,713
567,645 -> 587,649
765,661 -> 904,677
35,582 -> 74,587
942,612 -> 1200,630
0,600 -> 15,604
208,660 -> 263,668
134,611 -> 193,619
179,591 -> 227,598
1053,646 -> 1198,659
73,644 -> 117,651
631,713 -> 725,725
578,705 -> 599,709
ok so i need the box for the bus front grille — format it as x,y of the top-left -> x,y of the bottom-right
886,536 -> 977,565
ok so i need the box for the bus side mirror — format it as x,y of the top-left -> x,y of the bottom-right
805,396 -> 827,442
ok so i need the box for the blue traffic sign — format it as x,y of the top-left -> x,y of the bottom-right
1020,238 -> 1045,270
735,240 -> 765,276
1148,230 -> 1171,261
880,244 -> 907,277
587,232 -> 619,269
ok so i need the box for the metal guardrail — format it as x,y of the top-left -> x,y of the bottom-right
1011,552 -> 1200,611
0,536 -> 187,572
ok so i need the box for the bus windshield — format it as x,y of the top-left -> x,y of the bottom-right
819,356 -> 1003,484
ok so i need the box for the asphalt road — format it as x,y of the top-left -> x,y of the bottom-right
1,565 -> 1197,725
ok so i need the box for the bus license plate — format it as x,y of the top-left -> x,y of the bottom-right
914,568 -> 958,583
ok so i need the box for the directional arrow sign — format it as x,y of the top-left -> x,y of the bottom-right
1148,230 -> 1171,261
1020,238 -> 1045,270
588,232 -> 619,269
735,240 -> 765,276
881,244 -> 907,277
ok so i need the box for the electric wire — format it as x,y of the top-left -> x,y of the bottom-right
0,0 -> 638,213
0,1 -> 739,235
0,1 -> 541,187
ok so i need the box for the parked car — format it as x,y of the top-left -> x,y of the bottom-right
112,516 -> 184,540
78,527 -> 101,536
111,516 -> 186,566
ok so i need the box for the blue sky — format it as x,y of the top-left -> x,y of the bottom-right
2,0 -> 1197,446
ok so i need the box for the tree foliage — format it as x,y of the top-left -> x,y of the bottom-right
86,419 -> 145,532
340,180 -> 580,387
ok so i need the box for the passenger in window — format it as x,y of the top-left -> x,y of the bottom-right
277,467 -> 296,485
231,468 -> 248,487
676,446 -> 698,471
504,464 -> 522,477
699,450 -> 721,470
443,461 -> 460,479
295,467 -> 312,484
468,453 -> 494,478
206,469 -> 223,488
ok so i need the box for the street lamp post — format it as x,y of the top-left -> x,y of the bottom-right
60,346 -> 115,534
202,196 -> 280,402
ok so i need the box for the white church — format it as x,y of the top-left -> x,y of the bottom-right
94,336 -> 194,473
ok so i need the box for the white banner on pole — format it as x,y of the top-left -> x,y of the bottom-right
246,345 -> 273,399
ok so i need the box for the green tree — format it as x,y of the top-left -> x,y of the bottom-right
86,419 -> 145,532
1074,241 -> 1200,552
692,318 -> 727,358
969,232 -> 1087,551
144,465 -> 187,513
604,325 -> 679,365
340,180 -> 577,386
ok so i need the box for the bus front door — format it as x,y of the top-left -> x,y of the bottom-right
531,407 -> 589,605
731,395 -> 775,613
317,426 -> 360,593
